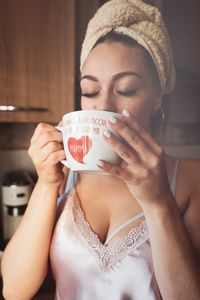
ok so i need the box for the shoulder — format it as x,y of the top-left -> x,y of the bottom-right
179,157 -> 200,178
168,157 -> 200,214
177,157 -> 200,199
176,157 -> 200,255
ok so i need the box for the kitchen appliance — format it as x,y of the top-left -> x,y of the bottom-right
1,171 -> 34,241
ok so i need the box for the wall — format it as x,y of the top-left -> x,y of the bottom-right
0,123 -> 36,178
161,0 -> 200,158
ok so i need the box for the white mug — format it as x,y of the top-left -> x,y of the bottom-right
57,110 -> 122,174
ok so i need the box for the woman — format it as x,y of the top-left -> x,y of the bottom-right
2,0 -> 200,299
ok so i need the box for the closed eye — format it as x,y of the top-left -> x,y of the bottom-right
116,90 -> 137,96
81,92 -> 99,98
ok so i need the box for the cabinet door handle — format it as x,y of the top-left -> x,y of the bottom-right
0,105 -> 49,112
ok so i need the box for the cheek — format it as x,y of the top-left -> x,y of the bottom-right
126,103 -> 153,129
81,98 -> 92,110
140,109 -> 153,129
80,98 -> 85,110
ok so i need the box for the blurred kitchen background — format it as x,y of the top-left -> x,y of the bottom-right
0,0 -> 200,299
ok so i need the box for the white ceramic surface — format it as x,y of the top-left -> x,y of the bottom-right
59,110 -> 122,173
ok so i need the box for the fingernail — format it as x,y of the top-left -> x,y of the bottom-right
109,116 -> 118,124
122,109 -> 130,118
97,160 -> 104,167
103,129 -> 111,138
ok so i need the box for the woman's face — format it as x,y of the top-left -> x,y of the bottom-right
80,41 -> 161,129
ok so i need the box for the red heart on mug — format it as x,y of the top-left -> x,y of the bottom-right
68,136 -> 92,164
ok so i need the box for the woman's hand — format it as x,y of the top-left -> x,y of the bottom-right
28,123 -> 66,187
98,110 -> 172,209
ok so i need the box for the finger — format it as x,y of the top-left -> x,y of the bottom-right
31,123 -> 60,145
103,129 -> 139,166
108,114 -> 162,162
42,141 -> 65,161
57,120 -> 63,127
31,123 -> 53,143
97,159 -> 125,177
97,160 -> 133,182
121,110 -> 162,154
31,130 -> 63,151
30,141 -> 64,166
45,149 -> 66,166
106,111 -> 152,161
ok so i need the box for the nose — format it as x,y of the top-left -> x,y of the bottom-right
93,93 -> 116,112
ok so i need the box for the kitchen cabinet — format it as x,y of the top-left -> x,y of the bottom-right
0,0 -> 103,124
0,0 -> 75,123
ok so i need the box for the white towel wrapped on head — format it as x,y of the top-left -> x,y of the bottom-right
80,0 -> 175,96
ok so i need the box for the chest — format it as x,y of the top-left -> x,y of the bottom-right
78,188 -> 143,244
51,195 -> 149,270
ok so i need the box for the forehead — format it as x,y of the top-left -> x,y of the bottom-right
81,41 -> 149,76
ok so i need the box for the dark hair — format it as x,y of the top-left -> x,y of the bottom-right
94,31 -> 161,96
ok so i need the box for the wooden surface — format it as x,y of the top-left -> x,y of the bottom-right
0,0 -> 75,123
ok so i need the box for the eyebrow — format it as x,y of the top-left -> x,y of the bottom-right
80,71 -> 142,82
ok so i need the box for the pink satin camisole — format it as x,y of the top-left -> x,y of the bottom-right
50,159 -> 180,300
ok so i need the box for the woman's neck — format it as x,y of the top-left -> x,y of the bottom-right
76,172 -> 130,202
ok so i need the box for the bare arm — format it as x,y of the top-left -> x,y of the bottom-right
2,182 -> 59,299
144,193 -> 200,300
1,123 -> 66,299
144,160 -> 200,300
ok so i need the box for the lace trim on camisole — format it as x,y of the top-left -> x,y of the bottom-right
69,189 -> 149,270
59,159 -> 180,271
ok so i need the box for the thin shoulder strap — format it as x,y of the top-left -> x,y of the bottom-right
64,171 -> 77,194
105,211 -> 144,245
56,171 -> 77,220
170,158 -> 180,196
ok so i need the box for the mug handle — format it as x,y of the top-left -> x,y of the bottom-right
55,126 -> 69,168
